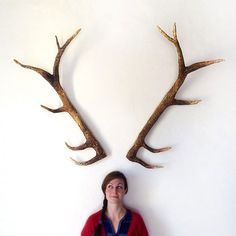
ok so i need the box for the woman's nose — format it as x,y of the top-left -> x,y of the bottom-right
111,187 -> 118,193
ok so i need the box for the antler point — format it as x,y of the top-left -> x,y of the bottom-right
14,59 -> 21,65
216,59 -> 224,63
146,164 -> 164,169
70,157 -> 84,166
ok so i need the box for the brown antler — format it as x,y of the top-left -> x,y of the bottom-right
14,29 -> 107,165
126,23 -> 223,169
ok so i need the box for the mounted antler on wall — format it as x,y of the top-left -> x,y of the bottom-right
126,23 -> 223,169
14,29 -> 107,165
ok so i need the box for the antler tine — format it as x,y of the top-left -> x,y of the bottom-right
126,24 -> 223,169
70,153 -> 106,166
186,59 -> 224,74
14,29 -> 107,166
172,23 -> 177,40
157,25 -> 175,43
53,28 -> 81,78
13,59 -> 54,85
127,155 -> 164,169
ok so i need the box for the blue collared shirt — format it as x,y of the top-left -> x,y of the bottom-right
103,209 -> 131,236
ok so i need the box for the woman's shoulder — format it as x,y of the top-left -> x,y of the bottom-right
129,209 -> 142,217
87,210 -> 101,222
81,210 -> 102,236
129,209 -> 145,220
127,209 -> 149,235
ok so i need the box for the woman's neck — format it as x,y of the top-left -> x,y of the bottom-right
106,204 -> 126,220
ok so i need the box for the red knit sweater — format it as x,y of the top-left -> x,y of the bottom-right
81,210 -> 148,236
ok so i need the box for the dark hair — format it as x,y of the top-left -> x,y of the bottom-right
93,171 -> 128,236
101,171 -> 128,194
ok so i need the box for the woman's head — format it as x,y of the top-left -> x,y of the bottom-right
101,171 -> 128,195
93,171 -> 128,236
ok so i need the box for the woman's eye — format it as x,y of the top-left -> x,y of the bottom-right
117,186 -> 124,190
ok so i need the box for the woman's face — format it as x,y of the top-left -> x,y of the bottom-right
105,178 -> 126,204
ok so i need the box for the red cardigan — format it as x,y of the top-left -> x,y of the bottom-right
81,210 -> 148,236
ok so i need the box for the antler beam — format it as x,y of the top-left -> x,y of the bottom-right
14,29 -> 106,165
126,23 -> 223,169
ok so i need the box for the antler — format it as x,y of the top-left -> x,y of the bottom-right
14,29 -> 107,165
126,23 -> 223,169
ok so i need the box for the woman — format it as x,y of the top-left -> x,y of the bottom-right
81,171 -> 149,236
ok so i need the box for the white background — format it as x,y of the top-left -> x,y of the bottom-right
0,0 -> 235,235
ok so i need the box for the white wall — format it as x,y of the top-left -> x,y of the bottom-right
0,1 -> 235,235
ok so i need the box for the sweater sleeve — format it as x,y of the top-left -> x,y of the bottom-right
137,214 -> 148,236
128,212 -> 149,236
81,211 -> 100,236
